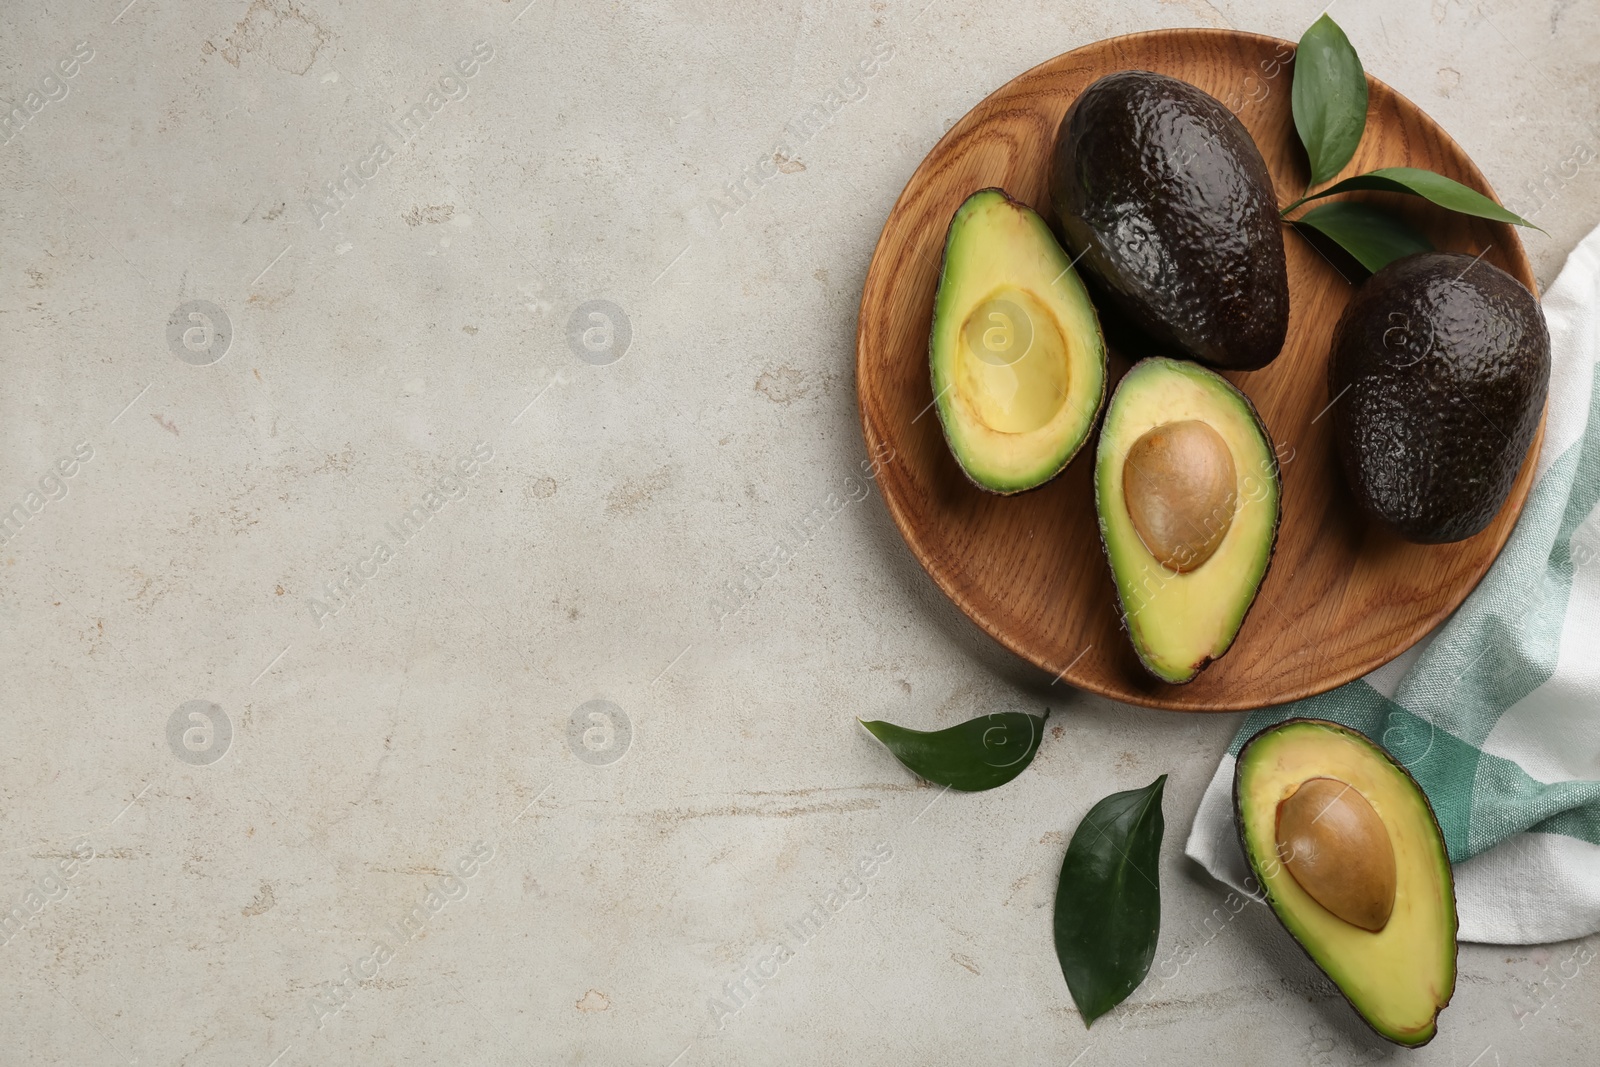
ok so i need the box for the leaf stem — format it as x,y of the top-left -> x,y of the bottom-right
1280,194 -> 1311,218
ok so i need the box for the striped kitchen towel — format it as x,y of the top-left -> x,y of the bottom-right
1186,224 -> 1600,944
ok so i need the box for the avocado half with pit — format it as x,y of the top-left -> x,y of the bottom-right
1095,358 -> 1279,683
1234,719 -> 1458,1047
929,189 -> 1108,493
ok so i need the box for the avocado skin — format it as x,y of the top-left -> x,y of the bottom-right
1329,252 -> 1550,544
1048,70 -> 1289,371
1232,718 -> 1459,1048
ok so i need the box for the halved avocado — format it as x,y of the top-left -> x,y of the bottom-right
1095,358 -> 1279,683
929,189 -> 1108,493
1234,719 -> 1457,1047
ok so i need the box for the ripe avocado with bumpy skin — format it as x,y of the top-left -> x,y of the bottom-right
1329,252 -> 1550,543
1049,70 -> 1289,370
929,189 -> 1108,493
1096,358 -> 1280,683
1234,719 -> 1458,1047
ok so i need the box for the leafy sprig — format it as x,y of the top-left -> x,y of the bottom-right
1282,15 -> 1539,272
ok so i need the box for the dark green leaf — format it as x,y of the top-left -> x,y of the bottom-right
859,711 -> 1047,792
1292,201 -> 1434,273
1053,775 -> 1166,1027
1298,166 -> 1539,228
1292,15 -> 1368,187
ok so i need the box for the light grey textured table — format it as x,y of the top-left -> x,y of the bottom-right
3,1 -> 1597,1064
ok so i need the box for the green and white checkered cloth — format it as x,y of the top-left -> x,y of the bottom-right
1187,225 -> 1600,945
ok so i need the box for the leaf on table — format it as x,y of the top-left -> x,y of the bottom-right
1292,15 -> 1369,188
1053,774 -> 1167,1027
1297,166 -> 1540,229
859,710 -> 1047,792
1292,201 -> 1434,273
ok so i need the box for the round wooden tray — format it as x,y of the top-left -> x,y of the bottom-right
855,29 -> 1542,712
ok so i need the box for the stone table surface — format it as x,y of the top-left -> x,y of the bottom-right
3,0 -> 1598,1064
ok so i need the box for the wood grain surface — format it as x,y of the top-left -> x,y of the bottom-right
855,29 -> 1543,712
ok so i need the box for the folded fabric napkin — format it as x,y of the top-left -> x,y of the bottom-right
1186,224 -> 1600,945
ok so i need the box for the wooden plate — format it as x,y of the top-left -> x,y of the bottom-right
856,29 -> 1543,712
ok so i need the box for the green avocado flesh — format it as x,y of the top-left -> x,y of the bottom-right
930,189 -> 1108,493
1235,719 -> 1457,1047
1095,358 -> 1278,683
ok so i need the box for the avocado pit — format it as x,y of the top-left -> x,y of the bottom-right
1275,777 -> 1397,933
1122,419 -> 1237,572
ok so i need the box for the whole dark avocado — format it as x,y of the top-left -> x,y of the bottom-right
1329,252 -> 1550,544
1049,70 -> 1289,370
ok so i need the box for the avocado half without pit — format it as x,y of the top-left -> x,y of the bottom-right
929,189 -> 1109,493
1095,358 -> 1280,683
1235,719 -> 1458,1047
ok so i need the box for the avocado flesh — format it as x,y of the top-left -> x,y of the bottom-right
930,189 -> 1108,493
1049,70 -> 1289,370
1095,358 -> 1279,683
1330,252 -> 1550,543
1235,719 -> 1457,1047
